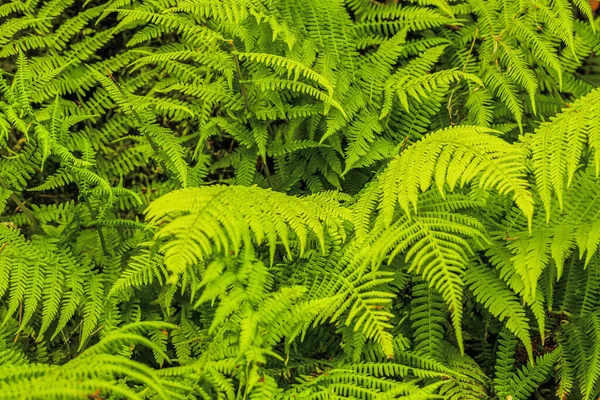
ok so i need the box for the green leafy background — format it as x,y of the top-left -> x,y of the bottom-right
1,0 -> 600,398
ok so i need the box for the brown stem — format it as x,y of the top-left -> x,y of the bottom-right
81,193 -> 109,257
10,193 -> 40,232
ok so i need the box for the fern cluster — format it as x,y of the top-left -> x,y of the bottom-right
1,0 -> 600,398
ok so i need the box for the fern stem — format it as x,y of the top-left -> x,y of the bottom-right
14,301 -> 23,342
61,330 -> 72,359
9,193 -> 40,232
240,363 -> 252,400
229,43 -> 250,111
260,157 -> 274,187
81,193 -> 109,256
57,319 -> 83,359
447,27 -> 479,122
89,324 -> 104,339
70,176 -> 109,256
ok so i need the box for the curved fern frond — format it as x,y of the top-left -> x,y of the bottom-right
146,186 -> 351,273
464,263 -> 532,361
0,322 -> 176,400
378,125 -> 533,227
370,192 -> 489,353
526,87 -> 600,218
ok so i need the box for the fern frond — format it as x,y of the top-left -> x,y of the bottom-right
464,263 -> 532,361
410,279 -> 446,360
526,87 -> 600,218
146,185 -> 351,273
378,125 -> 533,226
370,192 -> 489,353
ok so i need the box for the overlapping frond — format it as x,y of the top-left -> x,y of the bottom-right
377,125 -> 533,227
0,322 -> 177,400
369,192 -> 488,353
526,87 -> 600,218
146,185 -> 351,273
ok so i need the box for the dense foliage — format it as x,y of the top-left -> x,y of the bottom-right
1,0 -> 600,398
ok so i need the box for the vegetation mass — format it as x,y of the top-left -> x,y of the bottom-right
2,0 -> 600,398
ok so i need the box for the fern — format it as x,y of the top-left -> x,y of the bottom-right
377,125 -> 533,226
526,87 -> 600,217
1,0 -> 600,397
146,185 -> 351,273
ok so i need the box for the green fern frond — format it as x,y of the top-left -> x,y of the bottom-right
378,125 -> 533,226
0,322 -> 176,400
370,192 -> 489,353
526,87 -> 600,218
464,263 -> 532,361
410,279 -> 446,360
146,185 -> 351,273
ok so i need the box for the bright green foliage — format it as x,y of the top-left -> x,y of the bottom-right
1,0 -> 600,398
